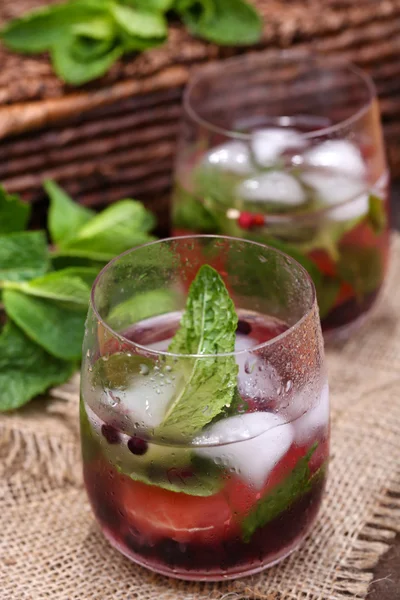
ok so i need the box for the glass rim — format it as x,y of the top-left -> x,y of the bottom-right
91,235 -> 317,359
183,50 -> 376,141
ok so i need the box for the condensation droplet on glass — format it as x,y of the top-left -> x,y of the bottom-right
258,255 -> 267,263
139,364 -> 149,376
154,365 -> 160,372
86,350 -> 90,358
156,388 -> 161,395
102,355 -> 109,362
166,378 -> 172,385
164,365 -> 172,373
276,385 -> 283,396
285,380 -> 292,392
88,366 -> 93,373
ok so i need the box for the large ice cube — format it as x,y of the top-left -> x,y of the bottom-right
238,170 -> 306,206
300,171 -> 369,221
115,370 -> 181,429
204,141 -> 252,175
251,127 -> 307,167
294,383 -> 330,445
194,413 -> 294,490
303,140 -> 366,178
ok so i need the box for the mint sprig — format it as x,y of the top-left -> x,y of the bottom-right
241,444 -> 323,542
1,0 -> 263,86
0,181 -> 156,412
157,264 -> 239,439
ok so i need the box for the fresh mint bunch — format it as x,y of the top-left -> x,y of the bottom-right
1,0 -> 263,85
0,181 -> 156,411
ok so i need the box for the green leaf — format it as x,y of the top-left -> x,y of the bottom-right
111,4 -> 168,38
51,35 -> 123,85
108,289 -> 178,330
3,289 -> 86,360
0,231 -> 49,283
7,269 -> 92,306
172,184 -> 220,233
157,265 -> 238,439
241,444 -> 321,542
130,0 -> 174,11
367,194 -> 387,235
0,187 -> 30,234
183,0 -> 263,45
0,321 -> 75,412
1,1 -> 110,53
337,245 -> 383,301
45,179 -> 95,245
60,199 -> 156,261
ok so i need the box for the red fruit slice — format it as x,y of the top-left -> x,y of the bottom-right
119,473 -> 236,544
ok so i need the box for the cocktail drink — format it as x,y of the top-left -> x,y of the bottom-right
81,236 -> 329,580
172,54 -> 390,339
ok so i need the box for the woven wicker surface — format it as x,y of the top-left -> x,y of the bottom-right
1,0 -> 400,221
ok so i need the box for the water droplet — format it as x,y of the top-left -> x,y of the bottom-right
139,363 -> 149,376
154,365 -> 160,372
258,255 -> 267,263
285,380 -> 292,392
156,388 -> 161,395
102,355 -> 109,362
164,365 -> 172,373
86,350 -> 90,358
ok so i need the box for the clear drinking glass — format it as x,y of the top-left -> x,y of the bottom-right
81,236 -> 329,581
172,52 -> 390,340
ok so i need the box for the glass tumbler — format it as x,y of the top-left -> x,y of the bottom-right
81,236 -> 329,581
172,52 -> 390,340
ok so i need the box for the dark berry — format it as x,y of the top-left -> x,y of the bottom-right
237,320 -> 252,335
128,436 -> 148,456
101,424 -> 120,445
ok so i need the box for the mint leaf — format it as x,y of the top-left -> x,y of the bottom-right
59,199 -> 156,261
108,289 -> 178,330
183,0 -> 262,45
0,187 -> 30,234
367,194 -> 386,235
0,231 -> 49,283
111,5 -> 168,39
46,180 -> 95,245
157,265 -> 238,439
241,444 -> 320,542
131,0 -> 174,11
3,289 -> 86,360
119,454 -> 222,497
1,1 -> 109,53
6,269 -> 92,306
173,184 -> 220,233
0,322 -> 75,412
51,35 -> 122,86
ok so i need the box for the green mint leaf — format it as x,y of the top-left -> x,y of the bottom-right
51,36 -> 123,86
0,187 -> 30,234
241,444 -> 320,543
111,4 -> 168,39
3,289 -> 86,360
173,184 -> 220,233
0,322 -> 75,412
7,269 -> 92,306
183,0 -> 263,45
174,0 -> 215,23
337,245 -> 383,301
129,0 -> 175,12
367,194 -> 387,235
0,231 -> 49,283
157,265 -> 238,439
119,455 -> 223,497
45,180 -> 95,245
108,289 -> 178,331
59,199 -> 156,261
1,0 -> 110,53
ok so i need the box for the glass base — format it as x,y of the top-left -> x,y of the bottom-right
100,516 -> 319,582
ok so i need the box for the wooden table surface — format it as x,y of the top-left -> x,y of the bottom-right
363,183 -> 400,600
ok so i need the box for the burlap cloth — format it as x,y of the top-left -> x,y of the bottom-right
2,239 -> 400,600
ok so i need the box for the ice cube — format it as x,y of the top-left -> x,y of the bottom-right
294,383 -> 330,445
303,140 -> 366,179
300,171 -> 369,221
238,171 -> 306,206
251,127 -> 307,167
117,371 -> 181,429
204,141 -> 252,175
194,413 -> 294,490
